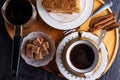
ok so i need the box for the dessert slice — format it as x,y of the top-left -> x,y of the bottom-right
41,0 -> 80,13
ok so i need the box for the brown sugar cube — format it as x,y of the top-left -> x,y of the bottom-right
26,51 -> 34,58
39,45 -> 44,51
32,38 -> 42,46
35,52 -> 43,60
26,44 -> 34,51
38,37 -> 44,44
44,42 -> 49,49
39,44 -> 47,51
43,43 -> 48,50
31,46 -> 40,54
41,50 -> 49,57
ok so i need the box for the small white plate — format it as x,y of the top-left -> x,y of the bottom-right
36,0 -> 94,30
56,32 -> 108,80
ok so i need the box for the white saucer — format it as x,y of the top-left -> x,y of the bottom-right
56,32 -> 108,80
36,0 -> 94,30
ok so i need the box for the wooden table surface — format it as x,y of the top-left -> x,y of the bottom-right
0,0 -> 120,80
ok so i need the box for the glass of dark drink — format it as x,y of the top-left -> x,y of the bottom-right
1,0 -> 37,79
2,0 -> 37,28
66,40 -> 99,73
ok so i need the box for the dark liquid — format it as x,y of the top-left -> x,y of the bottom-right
70,44 -> 95,69
5,0 -> 32,25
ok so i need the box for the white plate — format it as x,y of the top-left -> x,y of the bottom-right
36,0 -> 94,30
56,32 -> 108,80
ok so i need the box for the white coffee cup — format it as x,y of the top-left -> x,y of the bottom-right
66,40 -> 99,73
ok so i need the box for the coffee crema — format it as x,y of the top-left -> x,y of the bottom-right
70,44 -> 95,69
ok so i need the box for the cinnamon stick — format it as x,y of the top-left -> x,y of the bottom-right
94,16 -> 115,27
90,13 -> 115,27
100,19 -> 117,28
89,13 -> 119,32
89,25 -> 102,32
103,23 -> 119,31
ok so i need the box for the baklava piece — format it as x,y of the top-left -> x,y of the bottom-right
41,0 -> 80,13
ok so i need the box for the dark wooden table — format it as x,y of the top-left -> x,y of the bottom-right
0,0 -> 120,80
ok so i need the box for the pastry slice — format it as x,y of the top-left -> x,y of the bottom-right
41,0 -> 80,13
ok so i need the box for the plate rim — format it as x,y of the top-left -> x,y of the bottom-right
36,0 -> 94,30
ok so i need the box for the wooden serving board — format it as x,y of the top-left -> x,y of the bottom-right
5,0 -> 119,78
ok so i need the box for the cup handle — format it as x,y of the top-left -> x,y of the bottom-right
11,26 -> 22,79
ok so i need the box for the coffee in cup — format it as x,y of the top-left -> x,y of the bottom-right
66,40 -> 99,73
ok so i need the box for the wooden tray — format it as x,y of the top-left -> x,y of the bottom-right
5,0 -> 119,78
